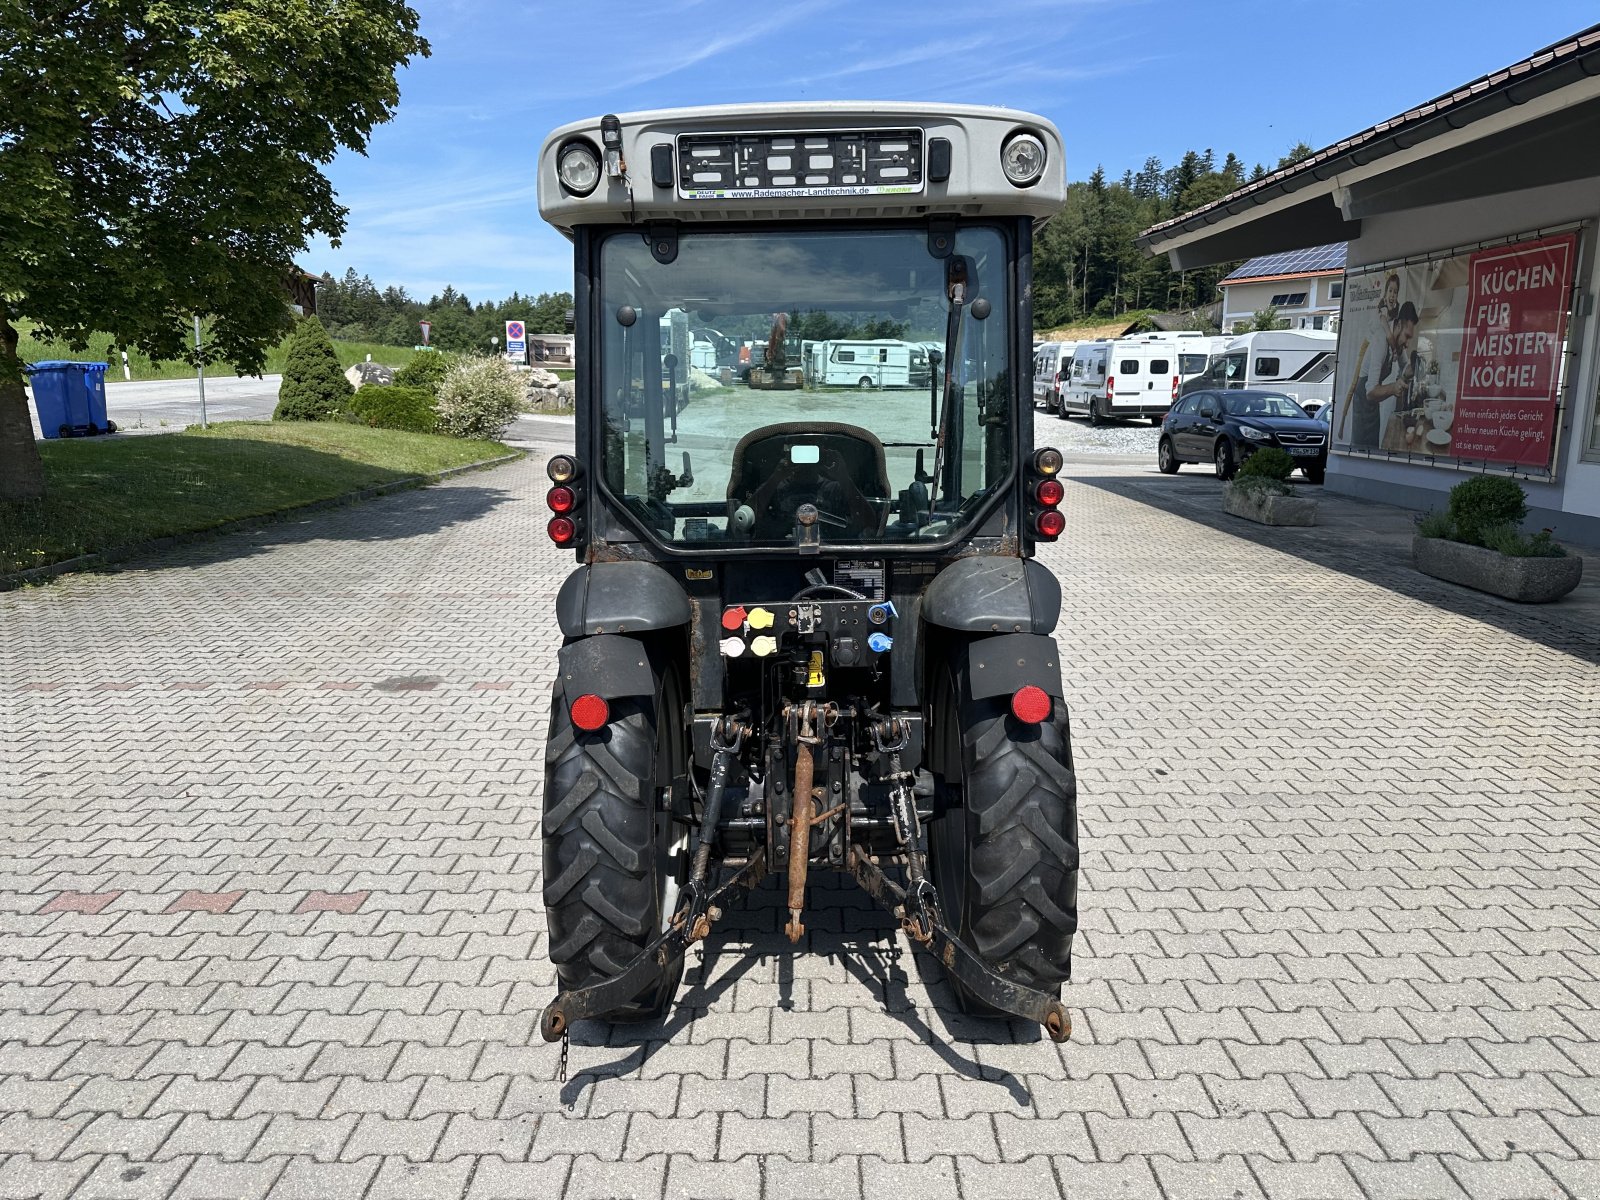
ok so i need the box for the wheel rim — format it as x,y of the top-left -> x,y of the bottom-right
1215,443 -> 1228,476
1159,441 -> 1172,470
657,803 -> 688,934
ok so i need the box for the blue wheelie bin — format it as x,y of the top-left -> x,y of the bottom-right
26,361 -> 114,438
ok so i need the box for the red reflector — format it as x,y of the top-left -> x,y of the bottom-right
547,485 -> 576,513
1036,509 -> 1066,538
1011,685 -> 1052,724
1105,377 -> 1114,399
548,516 -> 576,544
1035,479 -> 1065,506
570,693 -> 609,731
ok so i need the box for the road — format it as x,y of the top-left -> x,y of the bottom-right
3,412 -> 1599,1199
26,374 -> 283,438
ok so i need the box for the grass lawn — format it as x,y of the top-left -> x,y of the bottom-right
15,320 -> 416,382
1,421 -> 515,577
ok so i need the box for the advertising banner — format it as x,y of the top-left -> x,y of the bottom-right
1332,230 -> 1578,473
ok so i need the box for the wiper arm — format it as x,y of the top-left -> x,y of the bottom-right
928,256 -> 971,506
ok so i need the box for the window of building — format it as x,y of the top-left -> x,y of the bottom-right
1328,281 -> 1343,299
1270,292 -> 1307,307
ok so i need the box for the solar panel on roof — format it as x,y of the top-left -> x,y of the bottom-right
1223,242 -> 1346,282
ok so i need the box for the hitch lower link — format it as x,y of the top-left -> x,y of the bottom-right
852,717 -> 1072,1043
539,718 -> 758,1044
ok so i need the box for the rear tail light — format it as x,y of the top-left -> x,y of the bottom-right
546,457 -> 583,544
1171,376 -> 1179,401
1011,685 -> 1052,724
1029,446 -> 1066,541
569,693 -> 609,731
1105,376 -> 1115,400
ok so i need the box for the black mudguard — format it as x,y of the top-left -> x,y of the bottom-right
555,561 -> 692,637
920,557 -> 1060,635
964,632 -> 1065,701
556,634 -> 658,701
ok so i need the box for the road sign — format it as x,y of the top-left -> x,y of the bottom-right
419,320 -> 432,346
505,320 -> 527,363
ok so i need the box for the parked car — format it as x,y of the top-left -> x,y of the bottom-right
1031,341 -> 1073,413
1158,388 -> 1328,482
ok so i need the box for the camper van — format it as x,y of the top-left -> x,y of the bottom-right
1180,330 -> 1338,412
1059,341 -> 1109,419
808,339 -> 928,389
1031,341 -> 1077,413
1094,336 -> 1186,424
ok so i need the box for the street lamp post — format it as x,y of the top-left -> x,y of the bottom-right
491,335 -> 499,358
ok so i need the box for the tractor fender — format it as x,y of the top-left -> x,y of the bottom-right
920,557 -> 1060,635
556,634 -> 657,701
963,632 -> 1065,701
555,561 -> 692,637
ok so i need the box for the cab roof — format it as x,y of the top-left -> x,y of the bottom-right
536,102 -> 1065,236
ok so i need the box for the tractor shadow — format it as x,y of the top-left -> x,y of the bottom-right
559,874 -> 1037,1108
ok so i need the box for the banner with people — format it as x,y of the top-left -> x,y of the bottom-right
1332,230 -> 1579,473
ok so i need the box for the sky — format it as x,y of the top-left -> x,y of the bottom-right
300,0 -> 1593,305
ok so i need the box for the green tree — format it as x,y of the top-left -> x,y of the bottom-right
0,0 -> 428,500
1253,306 -> 1283,331
273,316 -> 353,421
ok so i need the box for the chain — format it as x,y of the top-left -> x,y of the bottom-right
557,1029 -> 570,1083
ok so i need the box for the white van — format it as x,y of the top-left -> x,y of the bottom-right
1093,337 -> 1186,424
1180,330 -> 1337,411
1031,341 -> 1077,413
809,339 -> 928,388
1059,342 -> 1109,420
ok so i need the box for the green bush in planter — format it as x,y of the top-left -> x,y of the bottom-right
1233,446 -> 1296,496
344,385 -> 438,434
1447,475 -> 1527,546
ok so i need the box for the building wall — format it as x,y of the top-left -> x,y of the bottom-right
1331,177 -> 1600,547
1220,275 -> 1342,334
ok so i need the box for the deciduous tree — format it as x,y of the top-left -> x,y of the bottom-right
0,0 -> 428,500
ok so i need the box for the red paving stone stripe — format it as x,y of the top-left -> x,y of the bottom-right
165,890 -> 245,914
18,683 -> 59,692
295,890 -> 369,915
37,891 -> 121,915
246,681 -> 289,691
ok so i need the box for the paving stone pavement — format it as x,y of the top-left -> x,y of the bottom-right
3,426 -> 1600,1199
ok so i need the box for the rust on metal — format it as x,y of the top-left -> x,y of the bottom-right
784,702 -> 817,943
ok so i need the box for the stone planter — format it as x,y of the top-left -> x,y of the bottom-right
1221,483 -> 1318,527
1413,534 -> 1584,603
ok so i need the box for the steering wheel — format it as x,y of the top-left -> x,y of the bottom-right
727,423 -> 891,541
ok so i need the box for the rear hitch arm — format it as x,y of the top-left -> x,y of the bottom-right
540,848 -> 767,1042
847,847 -> 1072,1042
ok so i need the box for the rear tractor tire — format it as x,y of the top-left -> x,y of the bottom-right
542,656 -> 688,1022
929,662 -> 1078,1016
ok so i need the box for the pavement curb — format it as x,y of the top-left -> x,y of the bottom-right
1,450 -> 524,592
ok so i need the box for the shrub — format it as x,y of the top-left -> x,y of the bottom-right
1447,475 -> 1527,546
273,316 -> 352,421
1237,446 -> 1296,482
344,385 -> 437,434
393,350 -> 456,396
1416,509 -> 1454,539
434,355 -> 524,439
1479,524 -> 1566,558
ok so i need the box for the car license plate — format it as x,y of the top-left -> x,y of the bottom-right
1287,446 -> 1318,457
